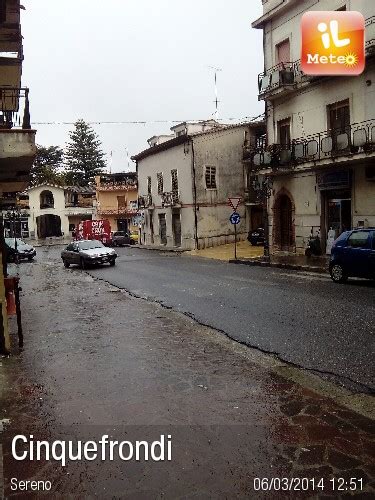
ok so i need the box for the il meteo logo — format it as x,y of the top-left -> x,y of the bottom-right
301,11 -> 365,76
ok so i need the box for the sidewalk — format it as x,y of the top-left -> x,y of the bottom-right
232,253 -> 330,274
186,240 -> 263,261
0,248 -> 374,497
185,241 -> 329,273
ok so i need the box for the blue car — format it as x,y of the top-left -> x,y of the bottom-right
329,229 -> 375,283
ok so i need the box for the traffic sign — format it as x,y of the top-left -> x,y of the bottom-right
228,197 -> 242,211
230,212 -> 241,225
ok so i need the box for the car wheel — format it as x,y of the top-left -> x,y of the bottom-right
330,264 -> 347,283
130,240 -> 135,246
250,240 -> 257,246
109,260 -> 116,267
63,259 -> 70,268
28,256 -> 34,261
80,258 -> 86,270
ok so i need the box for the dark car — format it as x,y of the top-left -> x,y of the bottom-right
5,238 -> 36,262
329,229 -> 375,283
247,227 -> 265,246
111,231 -> 135,247
61,240 -> 117,269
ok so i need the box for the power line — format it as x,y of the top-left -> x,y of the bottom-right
31,115 -> 264,126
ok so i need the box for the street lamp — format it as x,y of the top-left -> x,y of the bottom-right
252,174 -> 273,261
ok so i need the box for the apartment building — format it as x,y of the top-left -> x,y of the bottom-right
0,0 -> 36,352
133,121 -> 265,250
94,173 -> 139,234
250,0 -> 375,254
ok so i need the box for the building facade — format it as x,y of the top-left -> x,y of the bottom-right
0,0 -> 36,352
24,185 -> 95,239
133,121 -> 265,250
94,173 -> 139,234
251,0 -> 375,255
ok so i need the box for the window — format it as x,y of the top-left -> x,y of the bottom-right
40,190 -> 55,209
171,169 -> 178,192
372,232 -> 375,250
117,196 -> 126,209
328,100 -> 350,133
147,176 -> 152,195
277,119 -> 291,146
347,231 -> 370,249
0,0 -> 6,23
205,166 -> 217,189
276,39 -> 290,64
157,172 -> 164,195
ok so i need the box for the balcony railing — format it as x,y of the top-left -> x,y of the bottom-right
97,207 -> 138,216
97,181 -> 137,191
247,119 -> 375,171
258,17 -> 375,99
161,191 -> 180,208
138,194 -> 153,209
0,87 -> 31,129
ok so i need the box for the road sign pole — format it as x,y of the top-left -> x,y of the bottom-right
234,223 -> 237,260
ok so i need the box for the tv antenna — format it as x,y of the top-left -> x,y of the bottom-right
207,66 -> 222,120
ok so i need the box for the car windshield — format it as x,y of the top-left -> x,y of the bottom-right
78,241 -> 105,250
5,238 -> 26,248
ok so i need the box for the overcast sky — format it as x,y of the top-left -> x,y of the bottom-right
21,0 -> 264,172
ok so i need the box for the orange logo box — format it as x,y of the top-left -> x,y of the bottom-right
301,11 -> 365,76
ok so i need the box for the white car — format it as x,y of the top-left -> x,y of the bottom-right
61,240 -> 117,269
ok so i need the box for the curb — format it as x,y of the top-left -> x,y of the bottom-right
135,245 -> 188,254
229,258 -> 329,275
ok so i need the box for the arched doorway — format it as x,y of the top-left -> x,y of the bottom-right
273,191 -> 295,251
279,195 -> 293,250
36,214 -> 62,239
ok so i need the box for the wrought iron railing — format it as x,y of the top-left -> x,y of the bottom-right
0,87 -> 31,129
97,181 -> 137,191
258,17 -> 375,97
161,191 -> 180,207
138,194 -> 153,209
247,119 -> 375,171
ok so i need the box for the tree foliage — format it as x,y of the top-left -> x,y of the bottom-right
64,119 -> 106,185
30,145 -> 64,186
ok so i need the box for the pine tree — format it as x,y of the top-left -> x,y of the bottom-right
30,145 -> 64,186
64,119 -> 106,185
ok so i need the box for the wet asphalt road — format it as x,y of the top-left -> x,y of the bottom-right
1,246 -> 375,498
86,247 -> 375,392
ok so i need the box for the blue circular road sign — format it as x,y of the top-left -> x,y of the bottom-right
230,212 -> 241,225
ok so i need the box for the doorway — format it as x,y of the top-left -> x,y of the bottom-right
280,195 -> 293,249
159,214 -> 167,245
172,211 -> 181,247
325,191 -> 352,239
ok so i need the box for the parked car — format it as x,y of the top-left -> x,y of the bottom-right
247,227 -> 265,246
329,229 -> 375,283
5,238 -> 36,262
111,231 -> 135,247
61,240 -> 117,269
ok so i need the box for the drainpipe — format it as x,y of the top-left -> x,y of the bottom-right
190,140 -> 199,250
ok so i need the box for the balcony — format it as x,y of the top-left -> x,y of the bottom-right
258,17 -> 375,100
97,207 -> 138,217
0,87 -> 36,183
246,119 -> 375,172
97,180 -> 137,192
138,194 -> 153,209
161,191 -> 180,208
